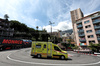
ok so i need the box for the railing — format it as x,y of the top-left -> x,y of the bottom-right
78,29 -> 84,33
79,39 -> 86,42
79,34 -> 85,37
92,15 -> 100,19
94,26 -> 100,29
77,25 -> 83,28
93,19 -> 100,24
5,28 -> 14,31
97,37 -> 100,40
96,31 -> 100,34
76,21 -> 82,24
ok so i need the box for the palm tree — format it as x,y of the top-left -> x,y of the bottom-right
36,26 -> 38,30
4,14 -> 9,20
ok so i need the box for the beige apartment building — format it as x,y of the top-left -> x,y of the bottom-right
70,8 -> 100,50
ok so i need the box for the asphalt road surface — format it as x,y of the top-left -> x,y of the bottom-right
0,48 -> 100,66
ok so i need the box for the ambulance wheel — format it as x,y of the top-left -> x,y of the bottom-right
60,55 -> 65,60
37,54 -> 41,58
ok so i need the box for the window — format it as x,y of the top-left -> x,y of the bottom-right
44,45 -> 46,48
54,46 -> 61,51
85,25 -> 91,28
84,20 -> 90,24
88,35 -> 94,38
36,45 -> 41,48
89,41 -> 95,43
86,30 -> 92,33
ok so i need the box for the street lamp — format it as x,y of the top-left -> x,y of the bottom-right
49,21 -> 55,35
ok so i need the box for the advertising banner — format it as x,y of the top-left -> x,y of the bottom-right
79,43 -> 87,46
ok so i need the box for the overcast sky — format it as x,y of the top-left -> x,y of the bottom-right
0,0 -> 100,32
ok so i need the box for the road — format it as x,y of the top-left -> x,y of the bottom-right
0,48 -> 100,66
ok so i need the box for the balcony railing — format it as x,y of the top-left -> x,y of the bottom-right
96,31 -> 100,34
76,21 -> 82,24
77,25 -> 83,28
92,15 -> 100,19
79,34 -> 85,37
97,37 -> 100,40
79,39 -> 86,42
5,28 -> 14,31
78,29 -> 84,33
94,26 -> 100,29
93,19 -> 100,24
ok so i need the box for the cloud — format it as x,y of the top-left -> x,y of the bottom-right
70,0 -> 100,15
0,0 -> 41,29
0,0 -> 100,31
43,20 -> 72,32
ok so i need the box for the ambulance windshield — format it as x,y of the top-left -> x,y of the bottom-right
54,46 -> 61,51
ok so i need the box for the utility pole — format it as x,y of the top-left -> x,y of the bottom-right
49,21 -> 54,42
49,21 -> 54,35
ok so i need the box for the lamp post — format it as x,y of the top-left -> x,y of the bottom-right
49,21 -> 54,42
49,21 -> 55,35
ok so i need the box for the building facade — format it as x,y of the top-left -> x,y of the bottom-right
61,29 -> 74,42
70,8 -> 84,44
0,18 -> 14,37
70,8 -> 100,50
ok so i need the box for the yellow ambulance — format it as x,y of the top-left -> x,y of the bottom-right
31,42 -> 68,60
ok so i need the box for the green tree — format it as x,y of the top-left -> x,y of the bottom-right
88,43 -> 100,52
72,45 -> 79,50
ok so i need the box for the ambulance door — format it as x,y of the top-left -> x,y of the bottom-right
52,46 -> 61,58
31,42 -> 35,55
47,43 -> 52,57
42,44 -> 47,57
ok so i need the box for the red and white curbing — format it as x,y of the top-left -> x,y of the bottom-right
68,54 -> 73,57
73,51 -> 100,57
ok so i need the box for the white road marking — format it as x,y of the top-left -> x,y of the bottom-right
7,53 -> 100,66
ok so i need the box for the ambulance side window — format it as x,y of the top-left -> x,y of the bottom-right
54,46 -> 61,51
36,45 -> 41,48
44,45 -> 46,48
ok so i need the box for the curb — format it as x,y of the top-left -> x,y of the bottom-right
73,51 -> 100,57
68,54 -> 73,57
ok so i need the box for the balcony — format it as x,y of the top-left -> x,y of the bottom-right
77,25 -> 83,28
79,34 -> 85,37
96,31 -> 100,34
93,19 -> 100,24
97,37 -> 100,41
76,21 -> 82,24
92,15 -> 100,19
78,29 -> 84,33
79,39 -> 86,42
5,28 -> 14,31
94,26 -> 100,29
